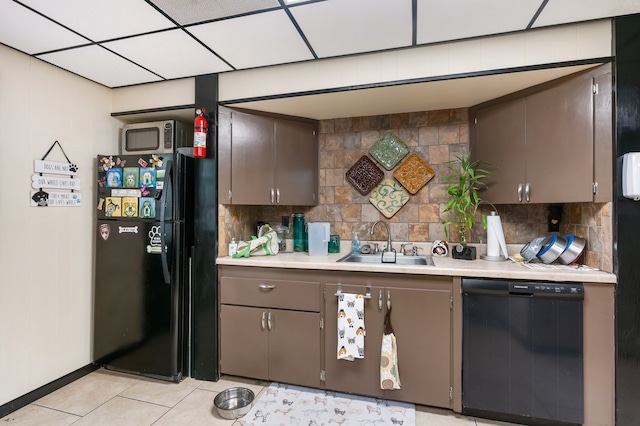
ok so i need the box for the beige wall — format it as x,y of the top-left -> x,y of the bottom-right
0,45 -> 119,406
220,108 -> 612,272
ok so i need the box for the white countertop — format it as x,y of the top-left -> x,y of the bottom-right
217,247 -> 617,284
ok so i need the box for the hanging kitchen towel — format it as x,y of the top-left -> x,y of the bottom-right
380,305 -> 401,390
337,293 -> 365,361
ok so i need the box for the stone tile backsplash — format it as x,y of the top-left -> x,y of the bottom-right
219,108 -> 612,272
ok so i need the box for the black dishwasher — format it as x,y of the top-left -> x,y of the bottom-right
462,278 -> 584,425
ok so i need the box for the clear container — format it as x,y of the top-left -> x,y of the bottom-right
272,224 -> 288,252
308,222 -> 330,256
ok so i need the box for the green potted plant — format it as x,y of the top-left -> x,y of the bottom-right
442,153 -> 495,260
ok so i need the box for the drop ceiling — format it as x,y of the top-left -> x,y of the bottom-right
2,0 -> 639,118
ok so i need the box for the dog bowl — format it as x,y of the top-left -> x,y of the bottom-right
558,234 -> 586,265
520,237 -> 545,262
537,234 -> 568,264
213,387 -> 254,419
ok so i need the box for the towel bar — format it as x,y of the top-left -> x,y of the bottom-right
334,283 -> 372,299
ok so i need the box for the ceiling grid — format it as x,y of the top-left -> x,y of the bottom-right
0,0 -> 636,117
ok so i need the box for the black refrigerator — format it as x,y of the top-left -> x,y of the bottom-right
93,148 -> 218,382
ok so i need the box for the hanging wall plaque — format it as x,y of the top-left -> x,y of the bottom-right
30,140 -> 82,207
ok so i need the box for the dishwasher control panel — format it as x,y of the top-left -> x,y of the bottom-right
509,282 -> 583,296
462,278 -> 583,300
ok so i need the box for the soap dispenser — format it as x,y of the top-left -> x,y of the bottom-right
229,238 -> 238,256
351,232 -> 361,254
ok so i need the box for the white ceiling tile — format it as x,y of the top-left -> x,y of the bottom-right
534,0 -> 640,27
0,0 -> 88,54
103,30 -> 232,79
150,0 -> 281,25
37,45 -> 162,87
291,0 -> 413,58
416,0 -> 542,44
187,10 -> 313,69
20,0 -> 175,41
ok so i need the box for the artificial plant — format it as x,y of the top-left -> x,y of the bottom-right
442,153 -> 495,247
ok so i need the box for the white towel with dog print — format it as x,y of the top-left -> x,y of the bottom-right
337,293 -> 365,361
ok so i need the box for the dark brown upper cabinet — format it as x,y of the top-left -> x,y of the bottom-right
218,106 -> 319,206
470,63 -> 613,204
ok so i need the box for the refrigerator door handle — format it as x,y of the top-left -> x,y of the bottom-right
159,159 -> 173,284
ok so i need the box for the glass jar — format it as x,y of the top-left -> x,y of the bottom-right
329,235 -> 340,253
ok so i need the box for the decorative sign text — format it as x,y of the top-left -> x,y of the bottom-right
30,191 -> 82,207
34,160 -> 78,176
31,174 -> 81,190
111,189 -> 141,197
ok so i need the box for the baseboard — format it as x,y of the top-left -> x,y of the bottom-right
0,364 -> 98,419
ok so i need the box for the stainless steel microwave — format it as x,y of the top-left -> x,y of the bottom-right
121,120 -> 191,155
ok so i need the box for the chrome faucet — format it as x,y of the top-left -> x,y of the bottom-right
370,220 -> 393,253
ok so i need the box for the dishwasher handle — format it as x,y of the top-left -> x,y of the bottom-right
509,283 -> 534,296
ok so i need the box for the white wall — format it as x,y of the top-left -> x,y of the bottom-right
0,44 -> 119,406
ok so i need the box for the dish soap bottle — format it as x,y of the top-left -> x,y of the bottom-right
229,238 -> 238,256
351,232 -> 361,254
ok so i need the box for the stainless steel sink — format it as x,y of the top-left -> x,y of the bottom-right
337,253 -> 435,266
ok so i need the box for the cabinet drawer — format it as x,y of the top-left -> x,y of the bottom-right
220,277 -> 320,312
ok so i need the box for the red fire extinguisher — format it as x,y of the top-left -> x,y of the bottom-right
194,108 -> 207,158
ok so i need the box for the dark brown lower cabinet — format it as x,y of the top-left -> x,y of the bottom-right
220,305 -> 321,387
219,266 -> 453,407
386,286 -> 452,407
219,267 -> 322,388
324,280 -> 453,408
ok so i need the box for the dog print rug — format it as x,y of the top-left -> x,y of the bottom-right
239,382 -> 415,425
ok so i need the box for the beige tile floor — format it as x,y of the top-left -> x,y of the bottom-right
1,369 -> 522,425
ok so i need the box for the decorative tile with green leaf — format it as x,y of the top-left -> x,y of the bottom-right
369,131 -> 409,170
369,178 -> 410,218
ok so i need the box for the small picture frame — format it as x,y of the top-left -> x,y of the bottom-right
106,169 -> 122,188
122,167 -> 139,188
139,168 -> 156,187
139,197 -> 156,218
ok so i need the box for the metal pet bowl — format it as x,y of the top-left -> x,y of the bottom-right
213,387 -> 254,420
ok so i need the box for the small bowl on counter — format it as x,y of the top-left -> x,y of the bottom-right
213,387 -> 254,419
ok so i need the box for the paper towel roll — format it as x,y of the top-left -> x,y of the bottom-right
486,214 -> 508,258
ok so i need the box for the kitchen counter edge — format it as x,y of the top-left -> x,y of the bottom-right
217,252 -> 616,284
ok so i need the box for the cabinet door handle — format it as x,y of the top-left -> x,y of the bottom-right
258,284 -> 275,290
261,311 -> 266,330
378,290 -> 383,311
517,183 -> 523,202
270,188 -> 275,204
525,183 -> 531,202
387,291 -> 391,310
276,188 -> 280,204
267,312 -> 273,330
